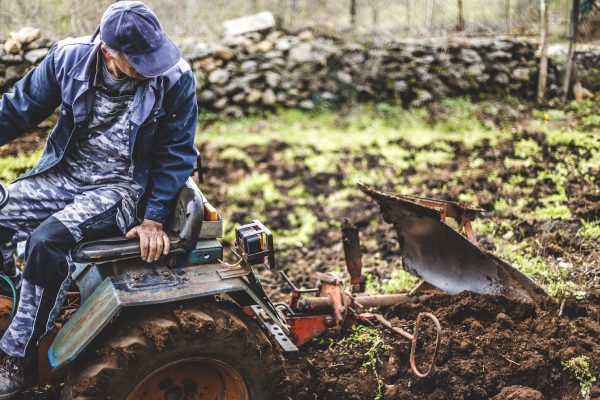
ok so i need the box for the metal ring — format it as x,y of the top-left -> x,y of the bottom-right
409,312 -> 442,378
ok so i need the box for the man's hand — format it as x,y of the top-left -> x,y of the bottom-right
125,219 -> 170,262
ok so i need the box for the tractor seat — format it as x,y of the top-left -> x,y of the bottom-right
73,178 -> 204,263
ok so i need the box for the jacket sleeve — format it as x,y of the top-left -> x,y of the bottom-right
0,43 -> 61,147
143,70 -> 198,224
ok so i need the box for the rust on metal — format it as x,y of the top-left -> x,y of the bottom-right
359,183 -> 548,303
127,358 -> 249,400
0,295 -> 13,331
371,312 -> 442,378
342,219 -> 363,292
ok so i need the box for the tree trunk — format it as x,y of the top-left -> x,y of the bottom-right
405,0 -> 412,35
371,0 -> 379,26
457,0 -> 465,31
505,0 -> 512,34
537,0 -> 549,102
350,0 -> 357,26
562,0 -> 580,102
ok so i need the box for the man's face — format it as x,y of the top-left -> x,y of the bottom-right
100,44 -> 149,81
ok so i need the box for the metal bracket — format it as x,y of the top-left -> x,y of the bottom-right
250,305 -> 298,352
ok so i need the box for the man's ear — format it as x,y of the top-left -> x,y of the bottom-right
100,44 -> 113,60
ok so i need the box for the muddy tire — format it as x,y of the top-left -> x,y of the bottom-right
61,298 -> 286,399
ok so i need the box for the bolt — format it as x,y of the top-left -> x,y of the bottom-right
132,274 -> 140,281
323,316 -> 335,327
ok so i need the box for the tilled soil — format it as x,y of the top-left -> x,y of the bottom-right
281,291 -> 600,399
197,104 -> 599,399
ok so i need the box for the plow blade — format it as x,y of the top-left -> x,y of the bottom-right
360,184 -> 548,303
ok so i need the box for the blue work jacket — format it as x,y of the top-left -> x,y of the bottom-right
0,36 -> 198,224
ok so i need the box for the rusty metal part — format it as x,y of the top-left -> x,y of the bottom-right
127,357 -> 249,400
371,312 -> 442,378
280,271 -> 319,310
351,293 -> 415,307
0,295 -> 13,331
359,184 -> 549,303
342,219 -> 363,292
287,315 -> 332,346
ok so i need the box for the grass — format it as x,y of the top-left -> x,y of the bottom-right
328,325 -> 391,400
562,355 -> 597,399
0,149 -> 44,183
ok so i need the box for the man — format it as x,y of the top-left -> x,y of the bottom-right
0,1 -> 197,396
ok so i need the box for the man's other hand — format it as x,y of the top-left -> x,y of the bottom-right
125,219 -> 170,262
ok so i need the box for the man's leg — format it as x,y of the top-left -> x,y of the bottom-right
0,217 -> 75,359
0,172 -> 78,397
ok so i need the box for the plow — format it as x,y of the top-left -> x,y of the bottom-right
0,178 -> 550,399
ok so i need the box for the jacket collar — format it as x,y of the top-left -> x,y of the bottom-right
67,35 -> 160,91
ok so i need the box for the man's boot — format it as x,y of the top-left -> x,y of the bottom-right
0,353 -> 27,398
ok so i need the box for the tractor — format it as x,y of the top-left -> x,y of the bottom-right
0,175 -> 289,399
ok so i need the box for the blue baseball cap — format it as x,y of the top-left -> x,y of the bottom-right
100,1 -> 180,78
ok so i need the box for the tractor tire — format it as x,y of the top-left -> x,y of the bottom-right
61,298 -> 286,400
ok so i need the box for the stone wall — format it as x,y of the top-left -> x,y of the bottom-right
0,23 -> 595,118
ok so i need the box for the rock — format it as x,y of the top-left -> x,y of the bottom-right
0,54 -> 24,64
246,89 -> 263,104
265,71 -> 280,88
198,89 -> 216,103
393,80 -> 409,93
223,11 -> 275,37
194,57 -> 218,73
24,48 -> 48,64
289,42 -> 328,65
298,30 -> 315,41
491,386 -> 543,400
224,105 -> 244,118
467,63 -> 486,76
487,50 -> 511,62
4,39 -> 21,55
211,44 -> 235,60
241,60 -> 258,73
460,48 -> 482,64
336,71 -> 353,84
255,40 -> 273,53
11,27 -> 41,45
262,89 -> 276,105
25,37 -> 51,50
232,92 -> 245,103
512,67 -> 531,81
275,36 -> 298,52
412,89 -> 434,107
299,99 -> 315,110
178,39 -> 210,60
213,97 -> 228,109
494,72 -> 510,85
266,30 -> 284,42
5,66 -> 21,81
208,69 -> 230,85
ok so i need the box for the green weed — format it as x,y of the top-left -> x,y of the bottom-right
562,355 -> 596,399
334,325 -> 391,400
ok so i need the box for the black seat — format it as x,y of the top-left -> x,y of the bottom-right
73,178 -> 204,263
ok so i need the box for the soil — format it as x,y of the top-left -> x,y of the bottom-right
280,291 -> 600,399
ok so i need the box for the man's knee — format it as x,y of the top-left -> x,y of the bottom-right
26,217 -> 75,258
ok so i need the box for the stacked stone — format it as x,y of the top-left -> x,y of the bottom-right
0,15 -> 589,116
0,27 -> 52,92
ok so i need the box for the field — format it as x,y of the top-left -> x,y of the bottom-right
6,98 -> 599,399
